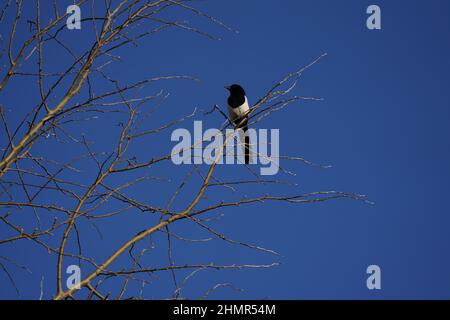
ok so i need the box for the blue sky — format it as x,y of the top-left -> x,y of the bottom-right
1,0 -> 450,299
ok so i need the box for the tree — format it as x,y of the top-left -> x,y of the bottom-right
0,0 -> 368,300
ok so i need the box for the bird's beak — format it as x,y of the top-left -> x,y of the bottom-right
224,85 -> 230,91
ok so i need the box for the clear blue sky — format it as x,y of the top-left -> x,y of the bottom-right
1,0 -> 450,299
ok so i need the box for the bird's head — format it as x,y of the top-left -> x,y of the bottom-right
225,84 -> 246,97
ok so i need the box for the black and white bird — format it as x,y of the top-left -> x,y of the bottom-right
225,84 -> 251,164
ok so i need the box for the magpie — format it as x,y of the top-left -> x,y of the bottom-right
225,84 -> 251,164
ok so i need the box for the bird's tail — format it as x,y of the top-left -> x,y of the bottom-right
244,131 -> 250,165
238,125 -> 251,165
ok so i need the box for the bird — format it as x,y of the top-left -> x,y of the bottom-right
225,84 -> 251,164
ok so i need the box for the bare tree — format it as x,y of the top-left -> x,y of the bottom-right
0,1 -> 368,300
